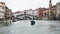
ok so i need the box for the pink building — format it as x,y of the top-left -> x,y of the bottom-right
38,8 -> 46,18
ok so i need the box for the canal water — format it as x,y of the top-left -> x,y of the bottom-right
0,20 -> 60,34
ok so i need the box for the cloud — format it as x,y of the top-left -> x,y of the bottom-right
0,0 -> 60,12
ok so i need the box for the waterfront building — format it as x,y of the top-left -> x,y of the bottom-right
0,2 -> 6,20
47,0 -> 57,19
38,8 -> 43,19
37,8 -> 46,19
56,2 -> 60,17
52,5 -> 57,17
46,8 -> 49,17
4,5 -> 12,19
23,9 -> 38,16
0,2 -> 5,7
48,0 -> 53,19
23,9 -> 38,19
12,11 -> 23,19
0,2 -> 12,22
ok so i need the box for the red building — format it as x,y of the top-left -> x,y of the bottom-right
38,8 -> 46,17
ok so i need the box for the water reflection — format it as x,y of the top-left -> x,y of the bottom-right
0,22 -> 12,27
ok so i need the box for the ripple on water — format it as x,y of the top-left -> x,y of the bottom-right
0,20 -> 60,34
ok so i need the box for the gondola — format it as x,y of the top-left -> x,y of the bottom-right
30,17 -> 35,25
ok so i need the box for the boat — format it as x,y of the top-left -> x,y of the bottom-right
30,17 -> 35,25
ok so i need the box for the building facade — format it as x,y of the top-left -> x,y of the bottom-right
56,2 -> 60,17
4,7 -> 12,20
0,2 -> 12,21
52,5 -> 57,17
0,2 -> 6,19
23,9 -> 38,16
37,8 -> 46,19
46,0 -> 57,20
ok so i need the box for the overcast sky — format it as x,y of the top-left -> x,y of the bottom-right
0,0 -> 60,12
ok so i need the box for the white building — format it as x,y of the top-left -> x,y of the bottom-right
0,7 -> 5,18
13,11 -> 23,17
56,2 -> 60,17
0,2 -> 5,19
24,9 -> 38,16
